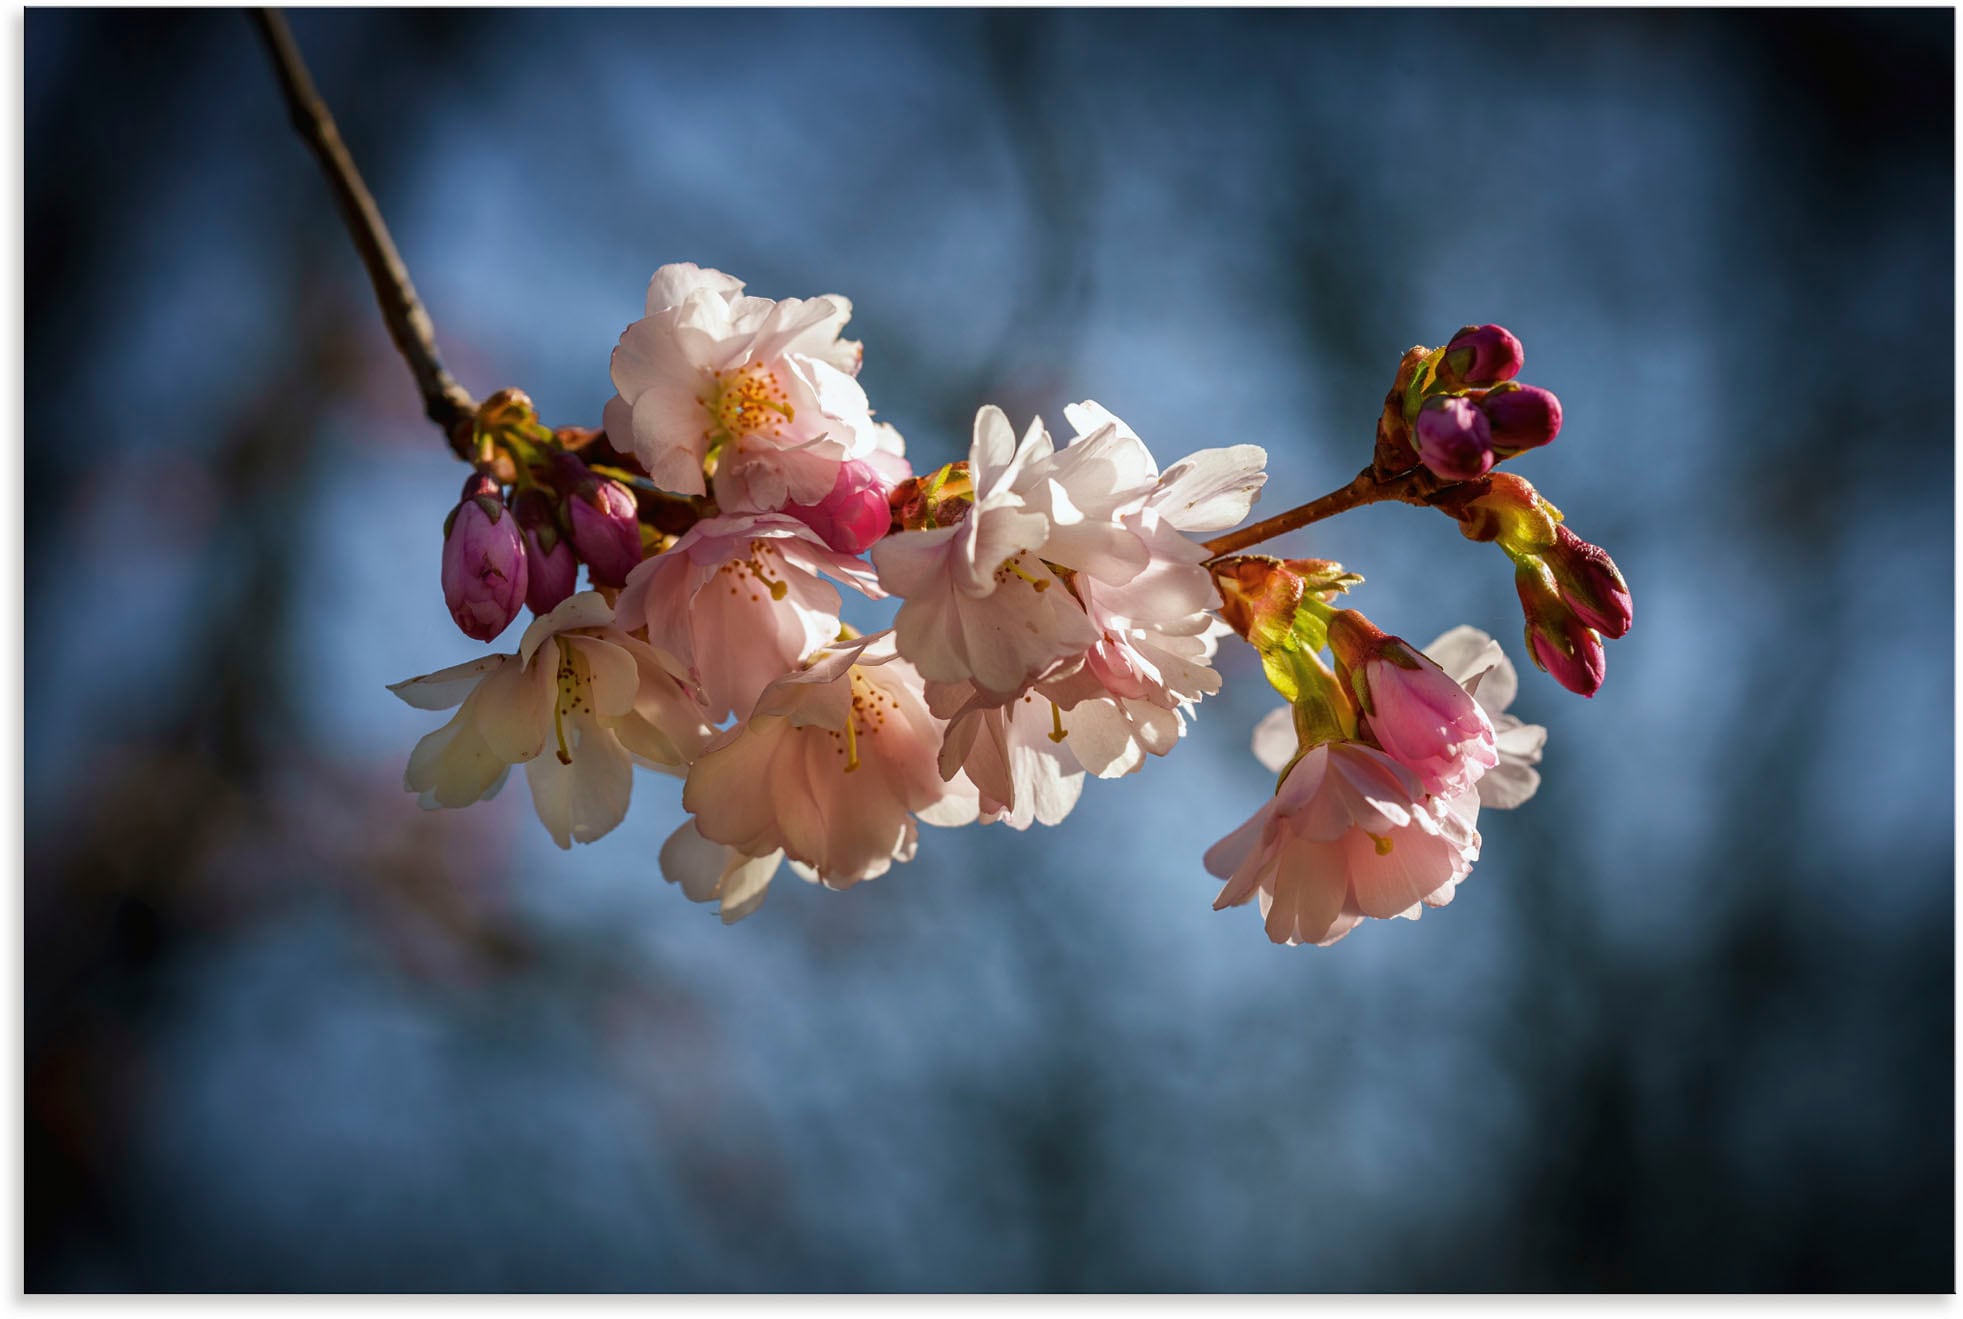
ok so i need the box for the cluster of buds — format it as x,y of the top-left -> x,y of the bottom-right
1433,473 -> 1631,696
1377,324 -> 1564,482
438,389 -> 696,640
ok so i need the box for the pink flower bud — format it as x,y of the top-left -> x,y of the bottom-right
441,474 -> 527,641
1415,396 -> 1494,482
1517,560 -> 1606,697
1439,324 -> 1524,388
785,459 -> 896,554
1328,610 -> 1498,797
1477,384 -> 1563,455
511,488 -> 578,617
1542,525 -> 1631,639
560,461 -> 643,588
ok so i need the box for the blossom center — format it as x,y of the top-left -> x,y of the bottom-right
713,540 -> 791,602
823,669 -> 898,773
995,555 -> 1051,592
701,363 -> 794,451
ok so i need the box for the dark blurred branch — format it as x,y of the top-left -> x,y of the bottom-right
251,8 -> 476,448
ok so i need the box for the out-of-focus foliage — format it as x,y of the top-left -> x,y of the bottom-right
25,8 -> 1951,1291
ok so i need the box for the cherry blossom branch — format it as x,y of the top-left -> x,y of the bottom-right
1202,465 -> 1444,559
251,8 -> 477,450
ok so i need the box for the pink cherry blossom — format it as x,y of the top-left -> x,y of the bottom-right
604,263 -> 898,515
1207,741 -> 1480,947
613,511 -> 881,724
388,592 -> 716,848
682,632 -> 979,887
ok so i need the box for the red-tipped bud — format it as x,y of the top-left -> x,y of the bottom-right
1516,559 -> 1606,697
1414,396 -> 1494,482
1477,383 -> 1563,456
511,488 -> 578,617
787,458 -> 901,554
1438,324 -> 1525,389
555,458 -> 643,588
1542,524 -> 1631,639
441,474 -> 527,641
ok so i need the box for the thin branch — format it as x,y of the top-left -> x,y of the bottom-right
1203,465 -> 1443,560
251,9 -> 476,446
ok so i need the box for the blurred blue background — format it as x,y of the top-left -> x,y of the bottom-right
25,7 -> 1953,1292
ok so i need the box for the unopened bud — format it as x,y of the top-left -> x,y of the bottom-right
788,459 -> 902,554
511,488 -> 578,616
441,473 -> 527,641
1542,524 -> 1631,639
1437,324 -> 1524,389
1415,396 -> 1495,482
891,461 -> 974,532
1477,383 -> 1563,456
1445,472 -> 1561,557
1210,556 -> 1306,646
565,472 -> 644,588
1516,559 -> 1606,697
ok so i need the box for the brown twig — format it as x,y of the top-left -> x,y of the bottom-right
1203,465 -> 1444,560
251,9 -> 476,447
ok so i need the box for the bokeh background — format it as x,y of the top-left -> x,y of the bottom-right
24,7 -> 1954,1292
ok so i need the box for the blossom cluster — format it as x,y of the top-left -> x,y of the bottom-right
390,266 -> 1628,946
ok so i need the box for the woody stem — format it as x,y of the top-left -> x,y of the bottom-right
251,8 -> 477,450
1202,465 -> 1444,560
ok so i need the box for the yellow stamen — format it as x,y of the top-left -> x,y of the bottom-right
843,707 -> 860,773
1368,832 -> 1394,856
1003,558 -> 1051,591
1048,701 -> 1067,744
553,638 -> 589,765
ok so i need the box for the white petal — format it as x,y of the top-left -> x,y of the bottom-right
1150,445 -> 1269,533
1250,706 -> 1296,774
387,654 -> 510,712
520,591 -> 616,665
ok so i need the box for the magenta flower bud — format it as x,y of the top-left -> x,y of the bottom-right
511,488 -> 578,617
1439,324 -> 1524,388
1477,384 -> 1563,455
1328,610 -> 1499,798
441,473 -> 527,642
1414,396 -> 1494,482
1542,524 -> 1631,639
563,468 -> 644,588
785,459 -> 899,554
1516,560 -> 1607,697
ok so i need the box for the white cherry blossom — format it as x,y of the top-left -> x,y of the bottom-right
388,592 -> 715,849
871,406 -> 1097,699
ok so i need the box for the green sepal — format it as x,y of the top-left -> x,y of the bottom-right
1400,345 -> 1448,426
